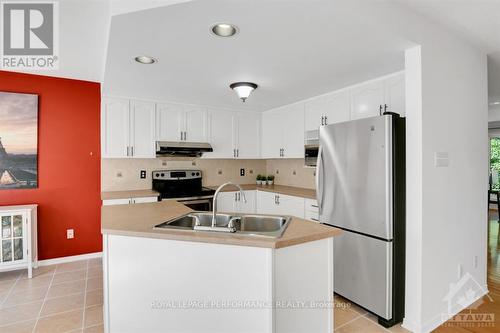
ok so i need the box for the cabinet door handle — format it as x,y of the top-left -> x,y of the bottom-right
131,146 -> 134,157
277,195 -> 280,205
237,149 -> 239,157
126,146 -> 130,157
379,105 -> 383,116
233,149 -> 236,157
238,193 -> 240,201
384,104 -> 388,113
324,116 -> 328,125
184,131 -> 187,141
282,148 -> 284,157
235,193 -> 237,201
321,116 -> 324,126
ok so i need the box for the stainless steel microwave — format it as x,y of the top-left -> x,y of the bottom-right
305,144 -> 319,167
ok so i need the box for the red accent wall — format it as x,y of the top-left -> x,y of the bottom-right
0,70 -> 101,260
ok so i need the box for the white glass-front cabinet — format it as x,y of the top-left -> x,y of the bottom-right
261,103 -> 304,158
0,205 -> 37,278
156,103 -> 207,143
101,98 -> 155,158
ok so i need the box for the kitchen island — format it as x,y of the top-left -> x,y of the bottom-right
101,200 -> 341,333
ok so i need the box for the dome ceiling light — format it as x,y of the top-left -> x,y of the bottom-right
211,23 -> 238,37
230,82 -> 258,103
134,55 -> 157,64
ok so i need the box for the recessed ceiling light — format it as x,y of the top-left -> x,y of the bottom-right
134,55 -> 157,64
230,82 -> 258,102
211,23 -> 238,37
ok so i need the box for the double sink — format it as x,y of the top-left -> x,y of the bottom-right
154,212 -> 291,238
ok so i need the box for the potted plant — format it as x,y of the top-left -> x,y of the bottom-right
256,174 -> 263,185
267,175 -> 275,185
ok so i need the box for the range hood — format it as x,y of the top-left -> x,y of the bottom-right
156,141 -> 213,157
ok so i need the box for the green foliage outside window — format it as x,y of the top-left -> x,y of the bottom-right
490,138 -> 500,189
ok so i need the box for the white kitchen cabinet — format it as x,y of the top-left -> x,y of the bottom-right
0,205 -> 37,279
130,101 -> 155,158
205,110 -> 260,159
383,73 -> 405,116
102,98 -> 155,158
236,190 -> 256,213
156,103 -> 207,143
261,103 -> 304,159
184,105 -> 207,142
256,191 -> 305,218
205,109 -> 236,158
215,191 -> 237,212
155,103 -> 184,141
350,73 -> 405,120
101,98 -> 129,158
304,198 -> 319,222
102,196 -> 158,206
276,194 -> 305,219
350,80 -> 385,120
216,191 -> 256,214
304,90 -> 350,131
235,112 -> 260,158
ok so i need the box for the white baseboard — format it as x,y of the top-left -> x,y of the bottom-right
404,289 -> 489,333
38,252 -> 102,266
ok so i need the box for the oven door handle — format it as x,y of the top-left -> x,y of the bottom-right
178,199 -> 212,205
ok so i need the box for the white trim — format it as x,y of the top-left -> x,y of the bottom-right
403,288 -> 489,333
37,252 -> 102,266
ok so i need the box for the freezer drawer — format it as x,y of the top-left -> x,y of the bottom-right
334,230 -> 392,320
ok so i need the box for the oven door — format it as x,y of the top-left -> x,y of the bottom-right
176,198 -> 213,211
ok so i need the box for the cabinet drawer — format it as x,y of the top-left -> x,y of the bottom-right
305,198 -> 319,213
305,210 -> 319,223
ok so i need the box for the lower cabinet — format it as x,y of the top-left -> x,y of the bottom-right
102,196 -> 158,206
0,205 -> 37,278
216,191 -> 256,214
256,191 -> 305,219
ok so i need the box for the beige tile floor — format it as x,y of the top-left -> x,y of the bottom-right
0,257 -> 410,333
334,294 -> 409,333
0,258 -> 103,333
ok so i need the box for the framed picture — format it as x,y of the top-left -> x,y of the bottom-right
0,92 -> 38,189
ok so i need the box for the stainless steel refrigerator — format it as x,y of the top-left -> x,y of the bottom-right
317,113 -> 405,327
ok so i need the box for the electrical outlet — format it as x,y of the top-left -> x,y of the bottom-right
116,171 -> 122,178
240,168 -> 245,176
140,170 -> 146,179
67,229 -> 74,239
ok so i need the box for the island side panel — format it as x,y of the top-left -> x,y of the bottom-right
103,234 -> 274,333
274,238 -> 334,333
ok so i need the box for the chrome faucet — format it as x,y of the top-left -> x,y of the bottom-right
212,182 -> 247,227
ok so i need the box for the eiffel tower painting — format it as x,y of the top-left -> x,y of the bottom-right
0,92 -> 38,189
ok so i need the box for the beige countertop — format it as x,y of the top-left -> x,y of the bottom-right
210,184 -> 317,200
101,189 -> 160,200
101,200 -> 340,249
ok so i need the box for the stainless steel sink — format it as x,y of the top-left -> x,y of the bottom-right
154,212 -> 291,238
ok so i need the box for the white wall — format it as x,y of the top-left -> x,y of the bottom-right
404,20 -> 488,333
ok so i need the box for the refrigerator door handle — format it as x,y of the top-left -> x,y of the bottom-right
316,145 -> 324,216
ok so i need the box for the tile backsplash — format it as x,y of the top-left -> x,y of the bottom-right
266,159 -> 315,189
101,158 -> 315,191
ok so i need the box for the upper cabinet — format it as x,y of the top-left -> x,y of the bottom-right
261,103 -> 304,159
304,90 -> 350,131
350,72 -> 405,120
204,109 -> 260,159
101,98 -> 155,158
156,103 -> 207,142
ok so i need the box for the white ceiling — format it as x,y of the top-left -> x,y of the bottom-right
103,0 -> 411,111
390,0 -> 500,103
